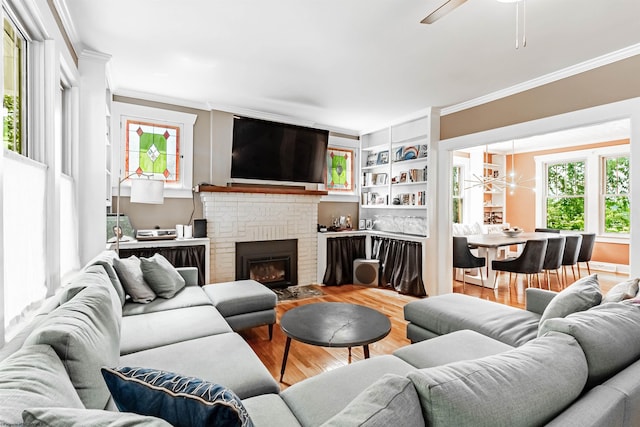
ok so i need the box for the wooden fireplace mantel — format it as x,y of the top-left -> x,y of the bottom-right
196,185 -> 328,196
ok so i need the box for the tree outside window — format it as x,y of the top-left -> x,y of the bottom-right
603,156 -> 630,234
452,165 -> 463,223
546,161 -> 585,230
3,17 -> 25,154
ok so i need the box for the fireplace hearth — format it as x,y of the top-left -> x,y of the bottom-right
236,239 -> 297,289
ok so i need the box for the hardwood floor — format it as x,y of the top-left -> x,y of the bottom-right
240,269 -> 627,389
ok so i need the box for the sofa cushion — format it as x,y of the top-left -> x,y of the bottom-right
242,394 -> 302,427
101,367 -> 253,427
321,374 -> 424,427
119,333 -> 280,399
122,286 -> 212,316
393,329 -> 513,369
120,305 -> 232,355
539,302 -> 640,389
404,293 -> 540,347
538,274 -> 602,326
22,407 -> 172,426
25,285 -> 120,410
0,345 -> 84,426
203,280 -> 276,317
538,274 -> 602,328
61,265 -> 123,327
601,277 -> 640,304
113,255 -> 156,303
407,332 -> 588,427
140,253 -> 185,299
281,355 -> 416,426
87,250 -> 127,306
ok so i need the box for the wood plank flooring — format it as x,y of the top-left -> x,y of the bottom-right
239,270 -> 626,389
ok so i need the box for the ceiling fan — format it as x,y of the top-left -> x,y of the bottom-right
420,0 -> 467,24
421,0 -> 527,48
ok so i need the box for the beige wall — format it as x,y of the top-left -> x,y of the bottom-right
505,139 -> 630,266
441,55 -> 640,140
317,201 -> 359,229
112,96 -> 211,230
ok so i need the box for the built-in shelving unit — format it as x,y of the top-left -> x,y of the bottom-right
359,115 -> 431,236
482,154 -> 505,224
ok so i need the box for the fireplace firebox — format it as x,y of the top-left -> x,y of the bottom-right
236,239 -> 297,289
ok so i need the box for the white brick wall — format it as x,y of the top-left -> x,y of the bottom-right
200,192 -> 321,285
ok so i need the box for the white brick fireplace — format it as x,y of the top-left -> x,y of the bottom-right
199,187 -> 324,286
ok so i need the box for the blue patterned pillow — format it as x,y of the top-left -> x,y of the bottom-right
101,367 -> 253,427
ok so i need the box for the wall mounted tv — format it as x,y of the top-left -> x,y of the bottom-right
231,116 -> 329,184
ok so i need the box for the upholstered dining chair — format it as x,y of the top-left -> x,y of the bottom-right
561,234 -> 583,287
491,239 -> 547,289
453,236 -> 486,289
577,233 -> 596,277
541,235 -> 566,290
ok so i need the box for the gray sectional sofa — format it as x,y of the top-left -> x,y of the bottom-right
2,252 -> 640,426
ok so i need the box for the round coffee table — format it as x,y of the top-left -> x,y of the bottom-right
279,302 -> 391,382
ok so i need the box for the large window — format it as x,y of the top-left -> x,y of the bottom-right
536,145 -> 630,238
452,165 -> 463,223
603,155 -> 630,234
545,161 -> 585,230
3,15 -> 25,154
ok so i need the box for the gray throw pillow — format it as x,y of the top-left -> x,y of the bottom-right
140,254 -> 186,299
321,374 -> 425,427
113,256 -> 156,303
0,345 -> 84,426
407,332 -> 588,427
538,273 -> 602,327
22,407 -> 172,427
539,302 -> 640,389
601,277 -> 640,303
25,286 -> 120,410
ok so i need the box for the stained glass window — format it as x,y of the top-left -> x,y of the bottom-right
125,120 -> 180,182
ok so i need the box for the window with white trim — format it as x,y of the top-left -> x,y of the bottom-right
452,165 -> 463,223
602,155 -> 630,235
3,13 -> 25,155
545,160 -> 585,231
535,144 -> 630,239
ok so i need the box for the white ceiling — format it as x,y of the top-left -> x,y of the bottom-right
62,0 -> 640,134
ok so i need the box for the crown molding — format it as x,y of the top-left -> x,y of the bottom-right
441,43 -> 640,116
114,89 -> 212,111
50,0 -> 78,45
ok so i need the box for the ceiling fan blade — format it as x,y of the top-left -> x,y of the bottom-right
421,0 -> 468,24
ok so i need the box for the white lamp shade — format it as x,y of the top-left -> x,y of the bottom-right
130,179 -> 164,204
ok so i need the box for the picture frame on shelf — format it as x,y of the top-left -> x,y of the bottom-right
376,150 -> 389,165
403,146 -> 419,160
366,152 -> 377,166
375,173 -> 387,185
394,147 -> 404,162
418,144 -> 429,158
399,172 -> 408,183
325,147 -> 354,192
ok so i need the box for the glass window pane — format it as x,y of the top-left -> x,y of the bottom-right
3,17 -> 25,154
604,195 -> 630,233
546,197 -> 585,230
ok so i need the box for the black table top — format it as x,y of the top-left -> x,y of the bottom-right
280,302 -> 391,348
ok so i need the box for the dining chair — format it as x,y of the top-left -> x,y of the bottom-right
577,233 -> 596,277
541,235 -> 566,290
453,236 -> 486,289
561,234 -> 583,286
534,228 -> 560,233
491,239 -> 547,289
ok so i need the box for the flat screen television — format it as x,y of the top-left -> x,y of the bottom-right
231,116 -> 329,184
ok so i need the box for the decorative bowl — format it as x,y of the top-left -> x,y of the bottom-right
502,229 -> 523,237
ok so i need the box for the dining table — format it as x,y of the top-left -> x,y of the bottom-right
463,232 -> 564,289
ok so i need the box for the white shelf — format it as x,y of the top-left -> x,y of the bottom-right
392,181 -> 426,187
361,204 -> 426,210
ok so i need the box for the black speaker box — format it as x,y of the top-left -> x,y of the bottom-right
193,219 -> 207,238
